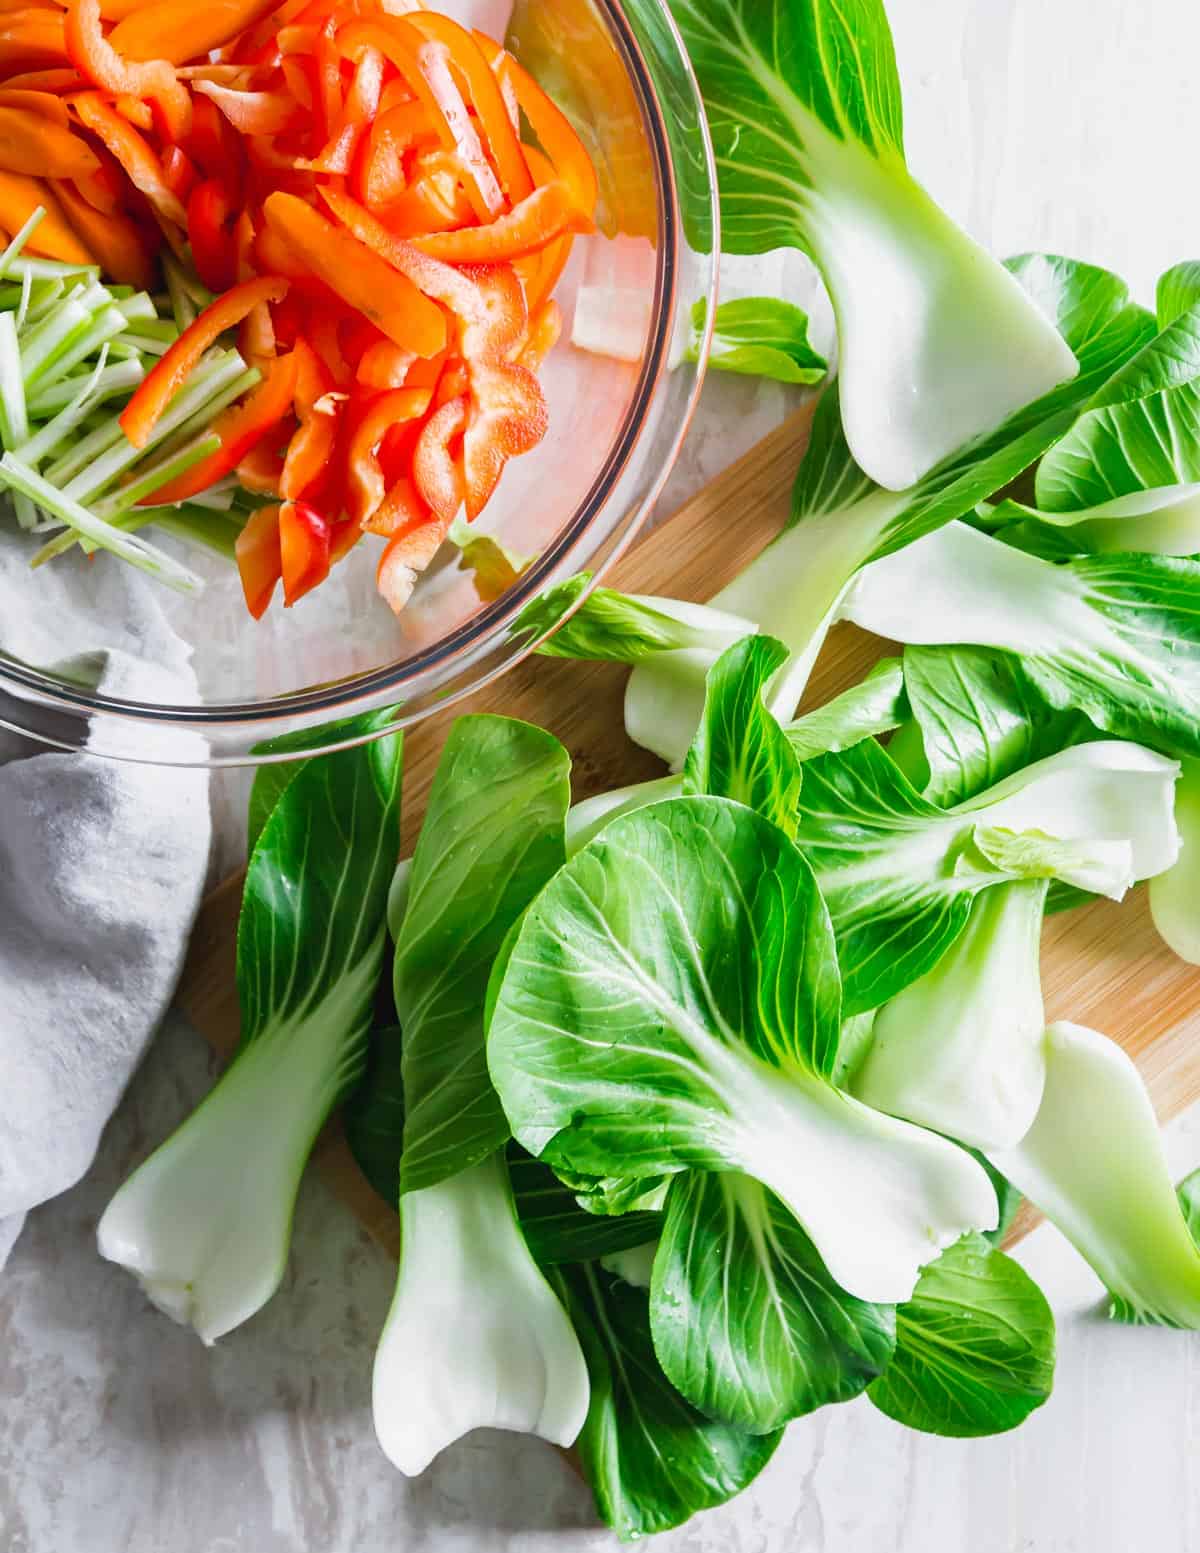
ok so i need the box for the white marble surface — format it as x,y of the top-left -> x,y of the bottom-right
5,1 -> 1200,1548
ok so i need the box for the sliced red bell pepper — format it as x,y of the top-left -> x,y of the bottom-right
52,174 -> 157,286
120,274 -> 289,448
65,0 -> 191,142
279,335 -> 340,499
186,177 -> 237,292
376,507 -> 453,615
237,438 -> 286,496
407,11 -> 531,206
262,190 -> 447,357
0,103 -> 98,178
140,351 -> 297,504
413,181 -> 585,265
462,359 -> 547,519
345,384 -> 431,525
161,142 -> 196,201
107,0 -> 278,67
72,91 -> 187,224
299,40 -> 380,173
458,261 -> 526,361
233,209 -> 276,366
185,91 -> 243,191
433,356 -> 467,408
279,497 -> 331,605
338,18 -> 502,223
411,393 -> 464,522
477,39 -> 597,222
235,500 -> 282,618
365,470 -> 425,537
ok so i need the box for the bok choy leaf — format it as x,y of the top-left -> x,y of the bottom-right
553,1262 -> 782,1542
867,1232 -> 1055,1436
685,297 -> 827,385
369,715 -> 588,1474
666,0 -> 1078,490
650,1171 -> 895,1432
991,1023 -> 1200,1329
97,724 -> 402,1343
487,796 -> 998,1305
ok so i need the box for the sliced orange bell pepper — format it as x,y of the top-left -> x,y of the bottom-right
108,0 -> 278,66
461,358 -> 546,519
306,307 -> 351,387
477,39 -> 597,222
317,185 -> 485,330
262,190 -> 447,357
0,86 -> 70,123
120,275 -> 289,448
52,174 -> 156,285
515,297 -> 561,374
1,66 -> 81,89
514,229 -> 573,316
407,11 -> 531,206
72,91 -> 186,224
458,261 -> 526,361
412,180 -> 584,264
350,97 -> 430,208
235,500 -> 282,618
0,169 -> 92,260
141,351 -> 297,505
0,103 -> 98,178
338,17 -> 502,224
233,208 -> 276,366
279,497 -> 331,605
280,335 -> 339,499
113,91 -> 152,130
356,338 -> 413,390
64,0 -> 191,141
300,40 -> 380,173
0,10 -> 67,73
345,384 -> 430,524
379,152 -> 473,234
411,393 -> 464,522
193,80 -> 302,136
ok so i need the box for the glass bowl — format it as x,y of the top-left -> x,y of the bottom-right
0,0 -> 718,766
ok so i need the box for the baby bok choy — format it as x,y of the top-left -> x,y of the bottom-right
667,0 -> 1078,490
97,722 -> 402,1342
486,790 -> 999,1308
363,716 -> 589,1476
992,1023 -> 1200,1329
516,256 -> 1153,768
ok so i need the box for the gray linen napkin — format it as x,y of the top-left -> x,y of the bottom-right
0,535 -> 211,1264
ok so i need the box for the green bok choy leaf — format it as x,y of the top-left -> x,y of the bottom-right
97,724 -> 402,1343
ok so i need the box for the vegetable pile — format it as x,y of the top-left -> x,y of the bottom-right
76,0 -> 1200,1541
0,0 -> 596,614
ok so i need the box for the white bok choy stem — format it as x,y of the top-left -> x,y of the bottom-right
97,728 -> 402,1344
991,1023 -> 1200,1327
373,1152 -> 590,1475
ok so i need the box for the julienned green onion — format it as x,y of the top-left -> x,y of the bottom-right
14,348 -> 110,466
0,208 -> 44,281
26,358 -> 143,419
153,504 -> 244,560
2,455 -> 202,593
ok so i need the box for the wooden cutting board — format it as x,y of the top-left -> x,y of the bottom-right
176,405 -> 1200,1253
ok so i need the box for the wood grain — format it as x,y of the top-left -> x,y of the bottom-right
175,404 -> 1200,1258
